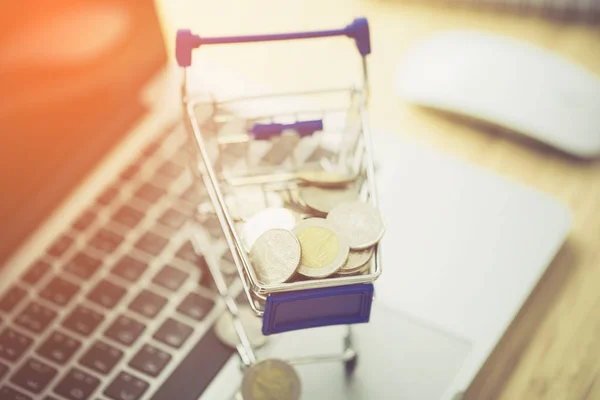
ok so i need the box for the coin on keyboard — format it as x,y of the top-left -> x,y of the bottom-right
296,170 -> 356,188
241,359 -> 301,400
292,218 -> 349,278
249,229 -> 301,285
339,246 -> 374,273
214,306 -> 268,350
327,201 -> 385,250
241,207 -> 299,252
298,185 -> 359,215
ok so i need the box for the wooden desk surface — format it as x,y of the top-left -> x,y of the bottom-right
158,1 -> 600,398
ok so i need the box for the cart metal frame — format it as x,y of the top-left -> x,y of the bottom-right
175,16 -> 382,386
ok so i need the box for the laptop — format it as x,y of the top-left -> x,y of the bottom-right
0,2 -> 241,399
0,2 -> 572,399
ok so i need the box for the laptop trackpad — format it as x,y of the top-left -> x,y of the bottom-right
205,302 -> 471,400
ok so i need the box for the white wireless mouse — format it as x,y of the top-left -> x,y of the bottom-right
394,30 -> 600,159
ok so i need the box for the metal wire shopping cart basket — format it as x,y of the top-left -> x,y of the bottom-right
175,16 -> 382,385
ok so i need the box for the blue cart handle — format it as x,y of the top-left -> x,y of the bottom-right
176,18 -> 371,67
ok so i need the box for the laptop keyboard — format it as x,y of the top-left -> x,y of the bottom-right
0,124 -> 236,400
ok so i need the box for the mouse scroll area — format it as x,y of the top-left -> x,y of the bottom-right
394,30 -> 600,159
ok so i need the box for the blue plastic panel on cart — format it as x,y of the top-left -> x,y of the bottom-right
262,284 -> 374,335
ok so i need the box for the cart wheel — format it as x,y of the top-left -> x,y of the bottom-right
345,354 -> 358,376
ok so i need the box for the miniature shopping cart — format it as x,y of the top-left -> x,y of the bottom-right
176,17 -> 382,379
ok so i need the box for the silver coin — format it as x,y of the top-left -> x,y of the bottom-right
292,218 -> 349,279
298,185 -> 359,215
236,187 -> 284,221
241,359 -> 301,400
327,201 -> 385,250
337,258 -> 372,276
214,306 -> 268,350
340,247 -> 375,272
241,207 -> 299,252
249,229 -> 301,285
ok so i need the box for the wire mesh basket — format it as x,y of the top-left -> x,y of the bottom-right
176,17 -> 383,392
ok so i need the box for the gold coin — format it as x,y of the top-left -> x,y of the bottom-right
241,359 -> 301,400
296,170 -> 356,188
292,218 -> 349,278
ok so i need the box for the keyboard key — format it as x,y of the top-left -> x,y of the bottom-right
112,205 -> 144,229
149,328 -> 234,400
110,256 -> 147,282
15,302 -> 57,334
87,280 -> 126,309
0,386 -> 32,400
72,210 -> 96,231
79,341 -> 123,375
0,362 -> 7,379
37,331 -> 81,365
104,371 -> 149,400
176,293 -> 214,321
53,368 -> 100,400
11,358 -> 57,394
0,285 -> 27,313
62,305 -> 104,336
120,163 -> 140,181
134,183 -> 165,204
141,140 -> 161,158
89,229 -> 124,254
156,160 -> 184,180
128,290 -> 167,319
0,328 -> 33,362
64,253 -> 102,280
152,266 -> 188,291
104,315 -> 145,346
175,241 -> 200,264
180,183 -> 207,205
97,186 -> 119,206
135,232 -> 168,256
47,235 -> 74,258
158,208 -> 187,231
21,260 -> 51,285
153,318 -> 193,349
129,344 -> 171,377
39,277 -> 79,306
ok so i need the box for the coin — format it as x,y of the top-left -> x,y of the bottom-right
241,208 -> 299,252
298,185 -> 359,215
249,229 -> 301,285
296,170 -> 356,188
292,218 -> 349,278
241,359 -> 301,400
214,306 -> 268,350
337,258 -> 372,276
327,201 -> 385,250
340,247 -> 374,272
236,187 -> 284,221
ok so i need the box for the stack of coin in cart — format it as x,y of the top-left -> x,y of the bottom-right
240,170 -> 385,284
